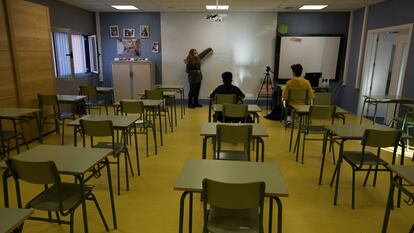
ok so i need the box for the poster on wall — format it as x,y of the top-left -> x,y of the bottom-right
110,25 -> 119,38
152,41 -> 160,53
140,25 -> 150,38
117,39 -> 140,56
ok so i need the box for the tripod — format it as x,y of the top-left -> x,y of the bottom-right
256,70 -> 273,113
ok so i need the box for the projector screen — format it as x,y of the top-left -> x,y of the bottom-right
276,35 -> 343,83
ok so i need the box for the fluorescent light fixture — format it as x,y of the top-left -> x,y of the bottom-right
299,5 -> 328,10
206,5 -> 229,10
111,5 -> 138,10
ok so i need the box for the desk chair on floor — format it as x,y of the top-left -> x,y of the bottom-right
79,86 -> 107,115
222,104 -> 248,123
80,119 -> 135,195
202,179 -> 265,233
215,124 -> 252,161
299,105 -> 336,164
0,118 -> 29,158
283,89 -> 309,127
338,129 -> 402,209
38,94 -> 75,145
6,158 -> 109,233
120,100 -> 157,157
212,94 -> 237,122
145,90 -> 172,133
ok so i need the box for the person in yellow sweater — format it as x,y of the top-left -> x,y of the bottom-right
282,64 -> 314,105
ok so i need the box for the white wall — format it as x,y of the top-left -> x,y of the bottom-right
161,12 -> 277,100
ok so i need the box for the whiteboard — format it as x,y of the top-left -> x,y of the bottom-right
277,36 -> 341,80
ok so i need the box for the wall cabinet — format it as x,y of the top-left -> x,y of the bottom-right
112,61 -> 155,101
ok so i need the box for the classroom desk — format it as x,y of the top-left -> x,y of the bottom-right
0,107 -> 42,146
360,95 -> 413,125
114,99 -> 164,146
320,124 -> 411,207
138,91 -> 177,131
0,208 -> 33,233
155,84 -> 185,118
212,104 -> 262,123
200,122 -> 268,162
57,94 -> 87,115
288,104 -> 348,158
174,159 -> 288,233
1,145 -> 116,232
67,114 -> 140,179
382,165 -> 414,233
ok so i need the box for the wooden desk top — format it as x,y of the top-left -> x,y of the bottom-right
67,114 -> 138,128
0,107 -> 40,118
200,122 -> 268,137
174,160 -> 289,197
0,208 -> 33,233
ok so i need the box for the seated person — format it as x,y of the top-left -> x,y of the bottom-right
282,64 -> 314,105
210,71 -> 245,103
210,72 -> 248,122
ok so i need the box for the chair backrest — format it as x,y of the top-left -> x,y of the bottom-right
361,129 -> 402,148
202,178 -> 265,210
38,94 -> 60,115
6,158 -> 59,185
313,92 -> 331,105
309,105 -> 336,121
145,90 -> 163,100
222,104 -> 248,119
288,89 -> 308,104
79,86 -> 97,97
120,100 -> 145,115
215,94 -> 236,104
80,119 -> 113,137
216,124 -> 252,159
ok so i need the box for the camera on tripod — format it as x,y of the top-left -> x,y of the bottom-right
265,66 -> 273,75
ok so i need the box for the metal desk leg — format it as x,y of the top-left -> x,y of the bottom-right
2,169 -> 10,207
123,129 -> 130,191
133,125 -> 140,176
295,114 -> 303,162
77,175 -> 89,233
189,192 -> 193,233
381,176 -> 397,233
208,98 -> 212,122
333,139 -> 345,205
289,110 -> 296,151
73,126 -> 78,146
319,131 -> 329,185
105,158 -> 117,229
178,191 -> 191,233
173,95 -> 177,127
35,112 -> 43,144
181,88 -> 185,116
268,197 -> 283,233
202,136 -> 210,159
360,97 -> 367,124
158,105 -> 163,145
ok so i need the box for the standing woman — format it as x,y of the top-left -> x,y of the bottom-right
184,48 -> 213,108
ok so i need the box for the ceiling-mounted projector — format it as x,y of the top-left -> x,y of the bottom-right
206,13 -> 223,22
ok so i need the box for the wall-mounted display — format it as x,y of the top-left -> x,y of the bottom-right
123,28 -> 135,38
110,25 -> 119,38
140,25 -> 149,38
117,38 -> 140,56
152,41 -> 159,53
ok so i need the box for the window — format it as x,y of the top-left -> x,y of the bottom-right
51,29 -> 99,78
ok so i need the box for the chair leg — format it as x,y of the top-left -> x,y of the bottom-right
124,152 -> 130,191
152,125 -> 157,155
352,168 -> 355,209
69,211 -> 74,233
145,128 -> 149,157
55,211 -> 61,225
61,119 -> 65,145
126,151 -> 134,177
89,193 -> 109,231
363,165 -> 372,187
117,156 -> 120,195
301,133 -> 306,164
373,164 -> 379,187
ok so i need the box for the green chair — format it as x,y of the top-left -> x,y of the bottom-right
202,179 -> 265,233
299,105 -> 336,164
313,92 -> 331,105
283,89 -> 309,127
6,158 -> 109,233
212,94 -> 237,122
222,104 -> 248,123
38,94 -> 75,145
215,124 -> 252,161
79,119 -> 135,195
341,129 -> 402,209
120,100 -> 157,157
79,86 -> 107,115
145,90 -> 172,133
0,118 -> 29,158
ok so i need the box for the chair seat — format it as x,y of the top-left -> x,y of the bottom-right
94,142 -> 124,155
306,125 -> 326,134
29,183 -> 92,211
59,112 -> 74,119
342,151 -> 388,166
135,119 -> 152,128
207,207 -> 260,233
216,151 -> 249,161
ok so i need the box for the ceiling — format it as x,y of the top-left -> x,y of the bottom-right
59,0 -> 384,12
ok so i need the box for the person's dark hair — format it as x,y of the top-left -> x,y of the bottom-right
221,71 -> 233,84
291,64 -> 303,77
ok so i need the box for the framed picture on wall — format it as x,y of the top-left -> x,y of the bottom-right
140,25 -> 150,38
123,28 -> 135,38
152,41 -> 159,53
109,25 -> 119,38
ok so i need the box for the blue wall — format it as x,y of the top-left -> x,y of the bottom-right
342,0 -> 414,113
277,12 -> 350,105
99,12 -> 162,87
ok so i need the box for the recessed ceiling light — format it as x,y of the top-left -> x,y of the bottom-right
111,5 -> 138,10
299,5 -> 328,10
206,5 -> 229,10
